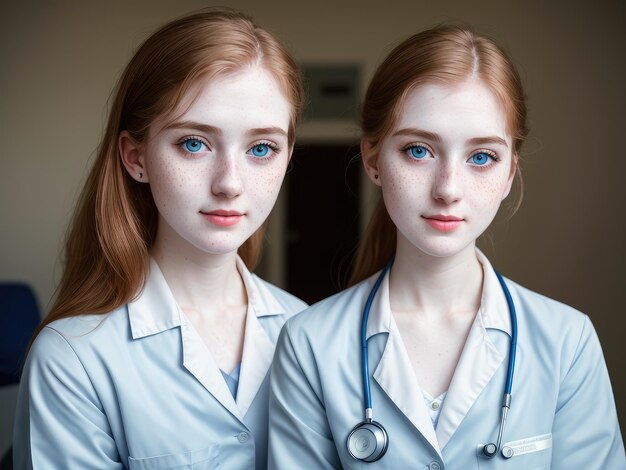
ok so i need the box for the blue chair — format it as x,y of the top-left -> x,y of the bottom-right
0,283 -> 41,470
0,283 -> 41,386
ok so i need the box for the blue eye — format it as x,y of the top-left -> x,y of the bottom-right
470,152 -> 492,166
182,138 -> 205,153
408,145 -> 430,160
249,144 -> 271,158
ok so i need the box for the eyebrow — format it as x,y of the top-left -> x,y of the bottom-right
164,121 -> 288,138
467,136 -> 509,148
165,121 -> 222,135
393,128 -> 442,143
392,128 -> 509,148
245,127 -> 288,138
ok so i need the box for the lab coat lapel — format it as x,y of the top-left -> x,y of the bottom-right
131,259 -> 244,421
236,304 -> 275,417
434,315 -> 505,450
435,251 -> 511,450
367,271 -> 442,457
372,323 -> 442,458
235,257 -> 286,418
180,318 -> 244,422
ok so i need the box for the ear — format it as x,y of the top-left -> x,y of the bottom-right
119,131 -> 148,183
361,139 -> 381,187
501,153 -> 518,200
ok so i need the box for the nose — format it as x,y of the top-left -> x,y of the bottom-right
432,162 -> 463,204
211,153 -> 243,199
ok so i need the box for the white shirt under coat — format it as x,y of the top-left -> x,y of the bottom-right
14,257 -> 307,469
268,251 -> 625,469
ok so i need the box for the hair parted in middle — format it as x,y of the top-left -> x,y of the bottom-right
39,8 -> 304,337
351,24 -> 529,285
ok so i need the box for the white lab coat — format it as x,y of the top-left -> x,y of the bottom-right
14,256 -> 306,469
268,252 -> 625,469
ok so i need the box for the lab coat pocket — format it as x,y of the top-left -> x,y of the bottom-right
476,433 -> 552,470
128,444 -> 219,469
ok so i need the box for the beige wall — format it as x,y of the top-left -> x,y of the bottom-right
1,0 -> 624,448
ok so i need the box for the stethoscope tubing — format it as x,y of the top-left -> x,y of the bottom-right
361,258 -> 395,412
357,258 -> 519,460
494,270 -> 517,395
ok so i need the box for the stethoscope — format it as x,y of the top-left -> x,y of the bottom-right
347,258 -> 518,462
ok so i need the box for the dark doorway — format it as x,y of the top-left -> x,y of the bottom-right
285,144 -> 361,304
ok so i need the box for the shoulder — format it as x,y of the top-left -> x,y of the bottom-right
504,278 -> 600,375
506,278 -> 588,333
22,315 -> 123,401
30,305 -> 130,363
283,276 -> 375,346
271,280 -> 374,391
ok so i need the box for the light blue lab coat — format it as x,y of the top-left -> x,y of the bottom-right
269,253 -> 625,469
14,257 -> 306,469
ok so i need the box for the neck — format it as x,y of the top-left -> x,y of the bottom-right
388,233 -> 483,319
150,221 -> 246,316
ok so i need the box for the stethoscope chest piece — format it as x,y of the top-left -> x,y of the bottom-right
347,420 -> 389,462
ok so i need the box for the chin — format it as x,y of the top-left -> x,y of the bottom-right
190,236 -> 250,257
412,239 -> 476,260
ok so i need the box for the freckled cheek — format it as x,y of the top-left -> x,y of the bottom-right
246,164 -> 287,213
469,174 -> 510,202
148,154 -> 185,183
381,161 -> 428,205
148,157 -> 209,212
252,163 -> 287,194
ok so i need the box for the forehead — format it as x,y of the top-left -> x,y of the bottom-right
394,80 -> 510,139
154,65 -> 292,134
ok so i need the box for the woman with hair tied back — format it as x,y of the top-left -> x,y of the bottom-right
268,25 -> 625,468
14,9 -> 306,469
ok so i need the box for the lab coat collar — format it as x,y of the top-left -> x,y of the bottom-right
127,258 -> 184,339
128,256 -> 286,423
365,248 -> 512,454
127,256 -> 284,339
364,249 -> 510,339
364,268 -> 391,340
475,249 -> 512,337
235,255 -> 285,318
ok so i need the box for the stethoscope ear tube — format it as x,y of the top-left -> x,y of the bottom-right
482,393 -> 513,459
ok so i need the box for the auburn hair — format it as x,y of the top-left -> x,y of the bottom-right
36,8 -> 304,337
350,25 -> 528,285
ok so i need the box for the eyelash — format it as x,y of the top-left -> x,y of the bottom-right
175,137 -> 281,161
468,149 -> 500,168
400,143 -> 500,168
247,140 -> 281,162
401,142 -> 434,161
177,135 -> 210,156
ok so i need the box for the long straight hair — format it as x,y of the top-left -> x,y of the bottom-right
35,9 -> 304,337
350,25 -> 528,285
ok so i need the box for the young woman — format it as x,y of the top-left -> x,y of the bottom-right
14,9 -> 306,469
268,26 -> 624,468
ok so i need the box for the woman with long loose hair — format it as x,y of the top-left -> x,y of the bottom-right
268,25 -> 624,468
14,9 -> 305,469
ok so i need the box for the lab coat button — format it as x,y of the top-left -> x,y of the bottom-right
428,461 -> 442,470
431,401 -> 440,410
237,431 -> 250,443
